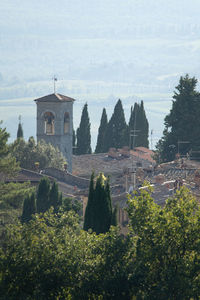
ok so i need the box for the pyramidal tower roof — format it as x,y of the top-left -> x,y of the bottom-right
34,93 -> 75,103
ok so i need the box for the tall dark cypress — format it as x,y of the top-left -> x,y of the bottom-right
76,103 -> 92,155
21,193 -> 36,223
95,108 -> 108,153
83,172 -> 95,231
36,177 -> 51,213
49,181 -> 61,212
104,99 -> 128,152
103,177 -> 112,230
129,101 -> 149,149
140,101 -> 149,148
84,173 -> 113,234
17,122 -> 23,139
129,103 -> 139,149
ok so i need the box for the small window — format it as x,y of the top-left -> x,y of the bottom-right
44,112 -> 55,135
64,112 -> 70,134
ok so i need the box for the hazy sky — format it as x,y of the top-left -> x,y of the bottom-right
1,0 -> 200,149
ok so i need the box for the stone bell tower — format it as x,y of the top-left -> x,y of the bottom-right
34,93 -> 75,173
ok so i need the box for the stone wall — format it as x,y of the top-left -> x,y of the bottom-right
43,167 -> 90,189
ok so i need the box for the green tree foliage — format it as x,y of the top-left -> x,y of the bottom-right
2,184 -> 200,299
104,99 -> 128,151
0,124 -> 31,234
11,137 -> 66,170
76,103 -> 92,155
127,185 -> 200,299
1,210 -> 131,299
84,173 -> 113,234
49,181 -> 62,213
156,74 -> 200,162
95,108 -> 108,153
129,101 -> 149,149
62,197 -> 82,215
17,122 -> 23,139
0,124 -> 19,178
83,171 -> 95,231
0,182 -> 31,210
0,124 -> 30,209
21,178 -> 80,223
36,177 -> 51,213
21,193 -> 36,223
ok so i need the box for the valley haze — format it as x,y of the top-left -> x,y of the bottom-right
0,0 -> 200,150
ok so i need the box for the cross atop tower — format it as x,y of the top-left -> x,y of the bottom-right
52,75 -> 57,93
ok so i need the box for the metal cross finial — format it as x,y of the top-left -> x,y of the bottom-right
53,75 -> 57,93
18,115 -> 22,123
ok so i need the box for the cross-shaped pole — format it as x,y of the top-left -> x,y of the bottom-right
53,75 -> 57,93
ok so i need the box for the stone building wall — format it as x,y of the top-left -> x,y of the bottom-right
36,101 -> 73,172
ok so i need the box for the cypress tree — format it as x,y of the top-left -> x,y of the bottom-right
21,192 -> 36,223
76,103 -> 92,155
140,101 -> 149,148
95,108 -> 108,153
129,103 -> 139,149
84,173 -> 112,234
93,173 -> 106,234
83,172 -> 95,231
49,181 -> 61,212
129,101 -> 149,149
17,122 -> 23,139
103,176 -> 112,231
36,177 -> 51,213
104,99 -> 128,151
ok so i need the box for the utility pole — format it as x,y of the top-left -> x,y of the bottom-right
150,129 -> 153,150
129,104 -> 140,190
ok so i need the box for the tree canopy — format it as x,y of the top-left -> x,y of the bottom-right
11,137 -> 66,170
156,74 -> 200,162
21,192 -> 36,223
0,124 -> 31,232
2,186 -> 200,299
0,124 -> 19,178
127,185 -> 200,299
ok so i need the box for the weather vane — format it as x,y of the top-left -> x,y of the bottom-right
52,75 -> 57,93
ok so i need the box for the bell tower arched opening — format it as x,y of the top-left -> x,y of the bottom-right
44,112 -> 55,135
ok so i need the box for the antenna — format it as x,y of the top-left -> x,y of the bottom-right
52,75 -> 57,93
